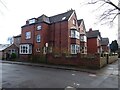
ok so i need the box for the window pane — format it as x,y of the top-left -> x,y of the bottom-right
37,25 -> 41,30
36,35 -> 41,42
25,32 -> 31,39
20,44 -> 32,54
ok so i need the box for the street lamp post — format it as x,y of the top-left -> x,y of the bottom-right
45,43 -> 48,64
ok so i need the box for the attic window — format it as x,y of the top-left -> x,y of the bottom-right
62,17 -> 66,20
29,19 -> 36,24
73,19 -> 76,25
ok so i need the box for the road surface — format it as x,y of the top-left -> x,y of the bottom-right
1,59 -> 119,88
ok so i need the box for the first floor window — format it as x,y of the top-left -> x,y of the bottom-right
36,35 -> 41,42
25,32 -> 31,39
71,30 -> 76,38
20,44 -> 32,54
71,30 -> 80,39
80,36 -> 87,42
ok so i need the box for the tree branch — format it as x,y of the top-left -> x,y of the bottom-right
105,1 -> 120,11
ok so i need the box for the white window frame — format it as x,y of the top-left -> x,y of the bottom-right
71,30 -> 76,38
36,35 -> 41,42
71,44 -> 76,54
37,25 -> 42,30
25,32 -> 31,39
29,19 -> 35,24
80,36 -> 87,42
20,44 -> 32,54
73,19 -> 76,25
76,45 -> 80,53
71,44 -> 80,54
71,30 -> 80,39
9,49 -> 16,54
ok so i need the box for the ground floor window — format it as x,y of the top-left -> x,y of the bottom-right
8,49 -> 16,54
20,44 -> 32,54
71,44 -> 80,54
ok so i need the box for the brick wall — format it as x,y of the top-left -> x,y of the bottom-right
47,53 -> 101,69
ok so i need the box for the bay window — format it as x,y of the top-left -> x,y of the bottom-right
20,44 -> 32,54
71,44 -> 80,54
71,30 -> 80,39
80,36 -> 87,42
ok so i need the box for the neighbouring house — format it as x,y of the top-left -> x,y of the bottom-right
13,34 -> 21,48
0,44 -> 10,59
101,38 -> 109,54
20,9 -> 87,60
1,44 -> 19,60
86,28 -> 102,54
0,35 -> 21,60
78,19 -> 87,54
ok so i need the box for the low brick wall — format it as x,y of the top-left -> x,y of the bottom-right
108,56 -> 118,64
47,53 -> 101,69
100,57 -> 107,68
19,55 -> 32,62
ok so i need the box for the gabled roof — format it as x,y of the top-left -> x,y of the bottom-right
86,30 -> 101,39
49,10 -> 74,23
38,14 -> 50,24
0,44 -> 11,51
101,38 -> 109,45
77,19 -> 83,26
22,9 -> 75,27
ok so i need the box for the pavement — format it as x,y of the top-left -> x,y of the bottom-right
0,59 -> 119,74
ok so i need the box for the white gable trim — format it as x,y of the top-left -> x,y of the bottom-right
68,11 -> 74,21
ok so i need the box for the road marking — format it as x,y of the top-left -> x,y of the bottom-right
66,86 -> 74,88
65,86 -> 76,90
74,83 -> 80,85
108,67 -> 114,70
72,74 -> 75,76
76,83 -> 80,86
111,71 -> 118,75
89,74 -> 96,77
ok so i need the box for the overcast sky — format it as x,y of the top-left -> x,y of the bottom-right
0,0 -> 118,44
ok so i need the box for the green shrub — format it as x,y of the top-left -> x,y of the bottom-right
10,53 -> 17,59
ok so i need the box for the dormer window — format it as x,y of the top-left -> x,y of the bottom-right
29,19 -> 36,24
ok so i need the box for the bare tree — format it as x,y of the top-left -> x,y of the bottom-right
0,0 -> 8,15
7,37 -> 13,44
84,0 -> 119,25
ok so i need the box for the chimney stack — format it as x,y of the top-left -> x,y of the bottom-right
89,28 -> 92,32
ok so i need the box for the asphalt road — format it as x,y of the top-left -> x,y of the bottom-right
1,60 -> 119,88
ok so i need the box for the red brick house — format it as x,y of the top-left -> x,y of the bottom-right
20,10 -> 87,60
78,19 -> 87,54
86,28 -> 102,54
101,38 -> 109,53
